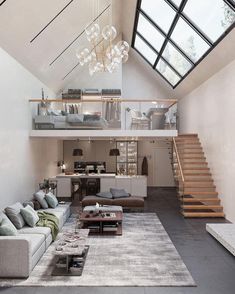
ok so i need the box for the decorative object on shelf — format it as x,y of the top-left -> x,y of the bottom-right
109,148 -> 120,156
141,156 -> 148,176
75,1 -> 129,76
73,149 -> 83,156
57,161 -> 66,173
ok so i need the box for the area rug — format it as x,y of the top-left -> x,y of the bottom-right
0,213 -> 195,287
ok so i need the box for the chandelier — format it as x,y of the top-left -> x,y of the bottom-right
76,3 -> 130,76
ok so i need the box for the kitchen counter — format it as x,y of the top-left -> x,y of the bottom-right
56,173 -> 116,178
55,174 -> 147,198
56,173 -> 146,179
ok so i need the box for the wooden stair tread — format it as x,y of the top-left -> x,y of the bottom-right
184,191 -> 218,195
182,198 -> 220,203
183,212 -> 225,218
182,205 -> 223,210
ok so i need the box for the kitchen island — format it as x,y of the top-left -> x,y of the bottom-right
55,173 -> 147,198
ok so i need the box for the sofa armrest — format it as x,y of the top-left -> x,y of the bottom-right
0,236 -> 31,278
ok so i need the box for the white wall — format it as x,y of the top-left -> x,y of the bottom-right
138,140 -> 174,187
178,58 -> 235,223
0,47 -> 62,210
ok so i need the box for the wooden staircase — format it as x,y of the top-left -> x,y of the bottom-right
172,134 -> 224,218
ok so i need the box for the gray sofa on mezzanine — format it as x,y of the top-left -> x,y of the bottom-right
0,203 -> 71,278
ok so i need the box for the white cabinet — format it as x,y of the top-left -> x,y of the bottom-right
100,178 -> 116,192
115,177 -> 132,194
57,178 -> 71,198
131,177 -> 147,197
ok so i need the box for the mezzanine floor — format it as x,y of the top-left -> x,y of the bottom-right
2,187 -> 235,294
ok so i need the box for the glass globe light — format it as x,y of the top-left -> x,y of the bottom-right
116,40 -> 130,53
121,51 -> 129,63
106,46 -> 117,60
102,25 -> 117,41
85,23 -> 100,42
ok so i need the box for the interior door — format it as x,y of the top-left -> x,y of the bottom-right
153,147 -> 175,187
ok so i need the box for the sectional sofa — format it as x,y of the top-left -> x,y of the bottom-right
0,202 -> 71,278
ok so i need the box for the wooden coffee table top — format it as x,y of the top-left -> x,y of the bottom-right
80,211 -> 123,222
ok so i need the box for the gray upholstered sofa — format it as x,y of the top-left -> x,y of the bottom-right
34,113 -> 108,130
0,202 -> 71,278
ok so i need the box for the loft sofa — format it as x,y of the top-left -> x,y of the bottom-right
34,113 -> 109,130
0,202 -> 71,278
82,196 -> 144,209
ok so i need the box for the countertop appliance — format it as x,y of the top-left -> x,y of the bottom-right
74,161 -> 106,174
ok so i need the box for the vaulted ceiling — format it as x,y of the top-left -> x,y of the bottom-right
0,0 -> 122,93
0,0 -> 234,98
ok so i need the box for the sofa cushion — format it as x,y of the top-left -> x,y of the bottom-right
23,201 -> 34,209
0,217 -> 18,236
19,233 -> 45,255
45,192 -> 58,208
5,202 -> 25,229
20,205 -> 39,227
19,226 -> 51,238
110,188 -> 130,198
96,191 -> 113,199
34,190 -> 48,209
113,197 -> 144,208
82,196 -> 114,207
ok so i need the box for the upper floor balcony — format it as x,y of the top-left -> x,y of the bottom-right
29,91 -> 178,138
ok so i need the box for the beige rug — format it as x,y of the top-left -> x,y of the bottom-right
0,213 -> 195,287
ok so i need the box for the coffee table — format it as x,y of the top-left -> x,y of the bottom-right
51,229 -> 89,276
80,211 -> 123,235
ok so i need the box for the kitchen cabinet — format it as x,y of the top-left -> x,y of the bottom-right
115,177 -> 131,194
131,177 -> 147,197
57,178 -> 71,198
100,176 -> 147,197
100,178 -> 116,192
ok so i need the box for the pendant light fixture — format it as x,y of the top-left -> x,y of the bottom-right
73,139 -> 83,156
73,149 -> 83,156
109,148 -> 120,156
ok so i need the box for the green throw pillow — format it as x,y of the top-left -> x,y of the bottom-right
45,192 -> 58,208
20,205 -> 39,227
0,217 -> 18,236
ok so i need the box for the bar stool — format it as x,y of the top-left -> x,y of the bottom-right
71,178 -> 82,201
86,179 -> 98,196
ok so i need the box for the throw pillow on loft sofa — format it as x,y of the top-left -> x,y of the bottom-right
45,192 -> 58,208
96,191 -> 113,199
110,188 -> 130,199
20,205 -> 39,227
34,190 -> 48,209
5,202 -> 25,229
0,216 -> 18,236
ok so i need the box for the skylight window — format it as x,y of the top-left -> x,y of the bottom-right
140,0 -> 176,34
132,0 -> 235,88
135,35 -> 158,65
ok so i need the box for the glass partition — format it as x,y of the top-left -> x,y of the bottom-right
30,99 -> 177,131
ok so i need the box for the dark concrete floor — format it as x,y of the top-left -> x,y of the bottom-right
2,187 -> 235,294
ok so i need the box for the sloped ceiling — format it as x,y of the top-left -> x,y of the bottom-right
0,0 -> 122,94
0,0 -> 234,97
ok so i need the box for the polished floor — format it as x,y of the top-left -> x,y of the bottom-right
2,187 -> 235,294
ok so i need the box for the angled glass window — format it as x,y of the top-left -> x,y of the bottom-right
171,0 -> 182,7
171,18 -> 210,62
162,42 -> 192,76
183,0 -> 235,42
132,0 -> 235,88
140,0 -> 176,34
137,13 -> 165,52
134,35 -> 158,65
156,59 -> 181,86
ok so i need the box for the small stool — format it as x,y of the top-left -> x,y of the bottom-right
71,179 -> 82,200
86,179 -> 99,196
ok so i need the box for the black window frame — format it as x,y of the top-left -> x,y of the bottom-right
132,0 -> 235,88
